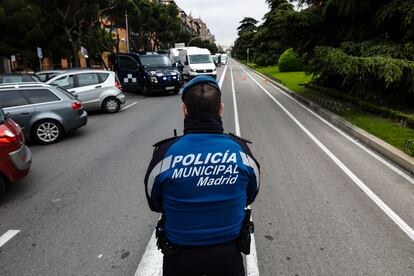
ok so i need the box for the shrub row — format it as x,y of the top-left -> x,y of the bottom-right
310,47 -> 414,101
306,83 -> 414,129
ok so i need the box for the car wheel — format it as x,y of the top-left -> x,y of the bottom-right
0,175 -> 5,198
32,120 -> 64,145
103,97 -> 121,113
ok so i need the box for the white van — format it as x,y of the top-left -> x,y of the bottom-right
169,48 -> 184,64
220,54 -> 228,65
178,47 -> 217,79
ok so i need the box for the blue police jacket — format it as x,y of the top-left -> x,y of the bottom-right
145,115 -> 260,246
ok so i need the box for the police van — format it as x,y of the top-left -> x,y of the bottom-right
114,52 -> 183,96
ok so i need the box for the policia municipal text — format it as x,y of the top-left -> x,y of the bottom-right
145,76 -> 260,276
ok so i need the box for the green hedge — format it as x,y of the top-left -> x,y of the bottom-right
307,83 -> 414,129
311,47 -> 414,101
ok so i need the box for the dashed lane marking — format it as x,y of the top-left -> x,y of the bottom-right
241,65 -> 414,242
230,60 -> 260,276
0,230 -> 21,248
245,66 -> 414,186
135,63 -> 230,276
121,101 -> 138,111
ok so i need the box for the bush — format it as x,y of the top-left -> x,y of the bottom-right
310,46 -> 414,102
278,48 -> 304,72
254,53 -> 278,66
307,83 -> 414,129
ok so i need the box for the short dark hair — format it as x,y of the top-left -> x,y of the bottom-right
183,83 -> 221,115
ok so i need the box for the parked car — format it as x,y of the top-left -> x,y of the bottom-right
115,52 -> 183,96
46,70 -> 125,113
35,70 -> 63,82
0,73 -> 40,84
0,107 -> 32,196
178,47 -> 217,79
0,83 -> 88,144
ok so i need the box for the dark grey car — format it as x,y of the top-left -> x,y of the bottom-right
0,83 -> 88,144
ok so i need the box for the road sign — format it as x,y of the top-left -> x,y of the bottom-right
80,47 -> 89,58
37,47 -> 43,59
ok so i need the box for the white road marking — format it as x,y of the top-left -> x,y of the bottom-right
121,101 -> 138,111
0,230 -> 20,248
245,66 -> 414,185
241,66 -> 414,242
230,61 -> 260,276
135,63 -> 231,276
218,63 -> 229,88
230,62 -> 241,136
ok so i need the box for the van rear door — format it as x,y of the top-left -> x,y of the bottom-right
117,55 -> 141,93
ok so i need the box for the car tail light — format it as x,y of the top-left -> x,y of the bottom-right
0,125 -> 18,144
115,79 -> 123,91
71,102 -> 82,110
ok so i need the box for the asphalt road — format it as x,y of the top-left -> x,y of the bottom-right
0,60 -> 413,275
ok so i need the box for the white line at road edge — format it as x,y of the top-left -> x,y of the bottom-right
135,63 -> 230,276
0,230 -> 20,248
121,101 -> 138,111
246,67 -> 414,186
230,61 -> 260,276
241,66 -> 414,242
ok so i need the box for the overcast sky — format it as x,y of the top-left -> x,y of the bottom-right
174,0 -> 270,47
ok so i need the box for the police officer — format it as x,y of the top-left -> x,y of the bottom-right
145,76 -> 260,276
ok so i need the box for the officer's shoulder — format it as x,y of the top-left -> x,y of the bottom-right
153,136 -> 182,148
227,133 -> 252,144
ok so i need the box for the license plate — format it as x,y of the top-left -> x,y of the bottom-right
166,86 -> 175,90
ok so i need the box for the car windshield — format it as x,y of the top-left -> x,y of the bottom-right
0,75 -> 39,83
0,76 -> 24,83
0,108 -> 5,124
189,55 -> 213,64
140,55 -> 172,68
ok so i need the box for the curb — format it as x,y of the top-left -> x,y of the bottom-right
246,66 -> 414,175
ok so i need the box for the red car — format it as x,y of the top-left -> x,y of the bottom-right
0,108 -> 31,196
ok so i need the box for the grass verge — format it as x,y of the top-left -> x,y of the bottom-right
249,64 -> 313,94
248,64 -> 414,155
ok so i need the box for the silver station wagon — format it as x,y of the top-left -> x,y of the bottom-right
0,83 -> 88,144
46,70 -> 126,113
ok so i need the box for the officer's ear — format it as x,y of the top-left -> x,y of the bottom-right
219,102 -> 224,115
182,103 -> 189,117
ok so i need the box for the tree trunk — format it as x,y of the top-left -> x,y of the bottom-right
72,44 -> 80,68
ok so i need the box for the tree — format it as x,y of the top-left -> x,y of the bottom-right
237,17 -> 258,36
33,0 -> 120,67
0,0 -> 69,70
232,17 -> 258,61
252,0 -> 295,65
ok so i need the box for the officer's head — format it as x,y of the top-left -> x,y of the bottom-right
181,76 -> 223,117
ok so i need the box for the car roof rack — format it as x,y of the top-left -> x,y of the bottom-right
0,82 -> 51,90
